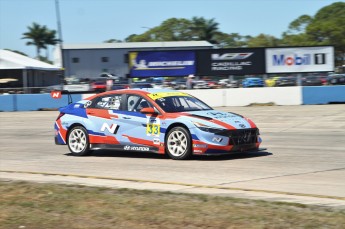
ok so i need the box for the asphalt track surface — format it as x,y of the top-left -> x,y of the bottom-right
1,105 -> 345,208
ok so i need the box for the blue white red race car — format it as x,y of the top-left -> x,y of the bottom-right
54,89 -> 263,160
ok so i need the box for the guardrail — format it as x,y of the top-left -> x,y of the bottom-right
0,93 -> 82,112
0,86 -> 344,112
0,87 -> 47,94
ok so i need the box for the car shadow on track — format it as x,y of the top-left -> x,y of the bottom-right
64,150 -> 273,161
192,151 -> 273,161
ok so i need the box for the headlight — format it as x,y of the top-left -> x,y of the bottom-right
192,121 -> 225,133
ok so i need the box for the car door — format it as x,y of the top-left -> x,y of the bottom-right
84,93 -> 126,147
118,94 -> 162,151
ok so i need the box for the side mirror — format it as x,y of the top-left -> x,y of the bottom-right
140,107 -> 157,114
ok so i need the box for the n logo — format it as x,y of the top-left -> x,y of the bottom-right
50,91 -> 62,99
100,123 -> 118,134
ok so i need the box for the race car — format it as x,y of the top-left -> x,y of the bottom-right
54,89 -> 263,160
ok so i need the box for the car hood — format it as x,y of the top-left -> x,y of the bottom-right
185,110 -> 254,129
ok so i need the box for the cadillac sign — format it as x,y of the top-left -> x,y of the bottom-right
196,48 -> 265,75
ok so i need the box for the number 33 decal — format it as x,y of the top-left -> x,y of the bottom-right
147,124 -> 160,136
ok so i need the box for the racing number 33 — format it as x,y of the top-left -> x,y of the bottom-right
147,124 -> 160,136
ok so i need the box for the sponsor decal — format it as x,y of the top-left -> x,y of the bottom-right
266,46 -> 334,73
147,92 -> 190,100
197,49 -> 265,75
212,137 -> 223,143
123,145 -> 150,151
237,131 -> 252,144
100,123 -> 118,134
193,144 -> 207,148
273,54 -> 311,66
84,101 -> 92,108
211,53 -> 253,60
239,124 -> 246,128
146,117 -> 160,137
206,111 -> 234,119
50,91 -> 62,99
153,138 -> 160,145
211,53 -> 253,71
273,53 -> 326,66
211,62 -> 251,71
193,149 -> 203,153
129,51 -> 196,77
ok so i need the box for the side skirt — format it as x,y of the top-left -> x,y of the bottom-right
90,144 -> 159,153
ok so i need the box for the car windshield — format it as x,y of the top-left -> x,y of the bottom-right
154,95 -> 212,113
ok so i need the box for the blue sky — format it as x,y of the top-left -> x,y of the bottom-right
0,0 -> 340,58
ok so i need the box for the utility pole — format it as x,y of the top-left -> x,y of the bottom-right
55,0 -> 64,69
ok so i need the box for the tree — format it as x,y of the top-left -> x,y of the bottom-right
281,2 -> 345,65
190,17 -> 219,44
213,32 -> 251,48
306,2 -> 345,65
123,17 -> 219,43
22,22 -> 48,58
104,39 -> 123,43
247,34 -> 281,47
125,18 -> 193,42
287,15 -> 313,34
124,34 -> 138,42
22,22 -> 59,60
43,29 -> 60,59
4,49 -> 28,56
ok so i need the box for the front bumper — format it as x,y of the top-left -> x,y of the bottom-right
191,127 -> 262,155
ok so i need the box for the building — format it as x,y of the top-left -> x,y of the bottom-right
0,49 -> 61,93
54,41 -> 213,79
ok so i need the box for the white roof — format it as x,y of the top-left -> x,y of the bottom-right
62,41 -> 213,50
0,49 -> 60,70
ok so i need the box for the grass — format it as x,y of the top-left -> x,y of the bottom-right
1,180 -> 344,229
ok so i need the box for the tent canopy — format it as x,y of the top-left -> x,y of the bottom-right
0,49 -> 60,71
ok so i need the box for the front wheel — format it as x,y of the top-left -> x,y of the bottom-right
165,127 -> 192,160
67,126 -> 91,156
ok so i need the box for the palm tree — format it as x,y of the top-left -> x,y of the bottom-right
43,29 -> 60,59
22,22 -> 48,58
190,17 -> 220,44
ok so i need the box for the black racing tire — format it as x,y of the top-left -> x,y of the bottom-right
165,126 -> 192,160
67,126 -> 91,156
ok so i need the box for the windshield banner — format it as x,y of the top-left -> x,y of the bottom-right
129,51 -> 196,77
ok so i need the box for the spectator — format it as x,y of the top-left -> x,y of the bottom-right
186,74 -> 195,89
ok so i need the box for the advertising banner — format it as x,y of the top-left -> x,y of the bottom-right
129,51 -> 196,77
266,46 -> 334,73
196,48 -> 265,75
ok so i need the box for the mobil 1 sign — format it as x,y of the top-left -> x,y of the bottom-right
266,46 -> 334,73
196,48 -> 265,75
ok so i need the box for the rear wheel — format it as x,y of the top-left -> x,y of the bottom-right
67,126 -> 90,156
165,127 -> 192,160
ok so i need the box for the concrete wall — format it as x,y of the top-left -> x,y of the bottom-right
1,86 -> 344,111
182,87 -> 302,106
0,94 -> 82,112
302,86 -> 345,105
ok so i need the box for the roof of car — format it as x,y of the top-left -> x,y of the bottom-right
115,88 -> 176,93
85,88 -> 179,100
